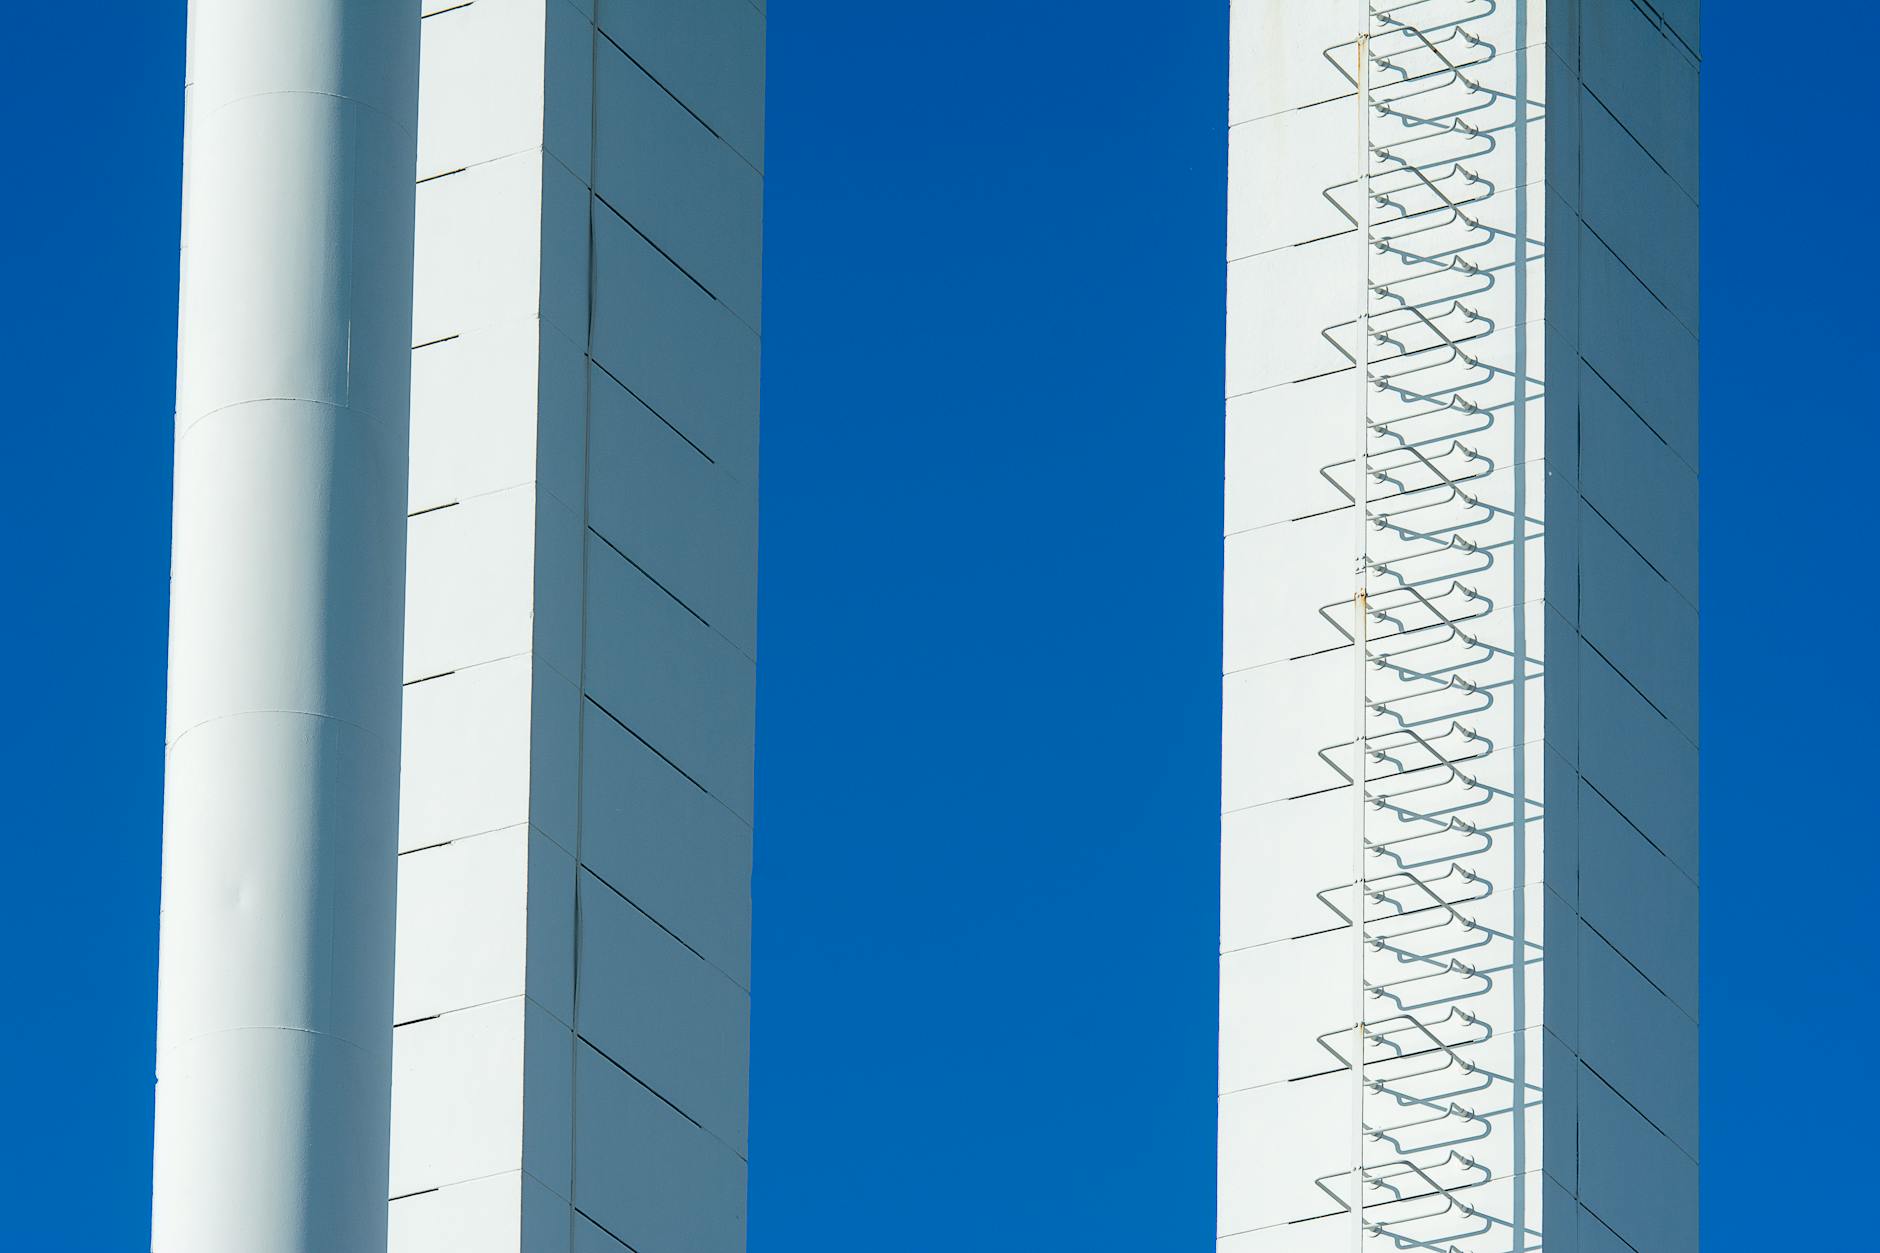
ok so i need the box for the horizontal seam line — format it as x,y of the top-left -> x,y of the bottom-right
167,707 -> 389,753
193,88 -> 417,141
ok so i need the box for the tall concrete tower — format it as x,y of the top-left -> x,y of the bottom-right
154,1 -> 762,1250
1219,3 -> 1697,1251
387,2 -> 762,1250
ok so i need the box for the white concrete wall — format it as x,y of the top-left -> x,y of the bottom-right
1220,2 -> 1696,1249
390,2 -> 762,1249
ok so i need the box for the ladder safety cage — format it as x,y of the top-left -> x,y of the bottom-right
1331,6 -> 1536,1248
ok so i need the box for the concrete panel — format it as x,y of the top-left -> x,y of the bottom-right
575,1213 -> 631,1252
536,322 -> 590,511
1579,643 -> 1698,879
588,366 -> 758,656
1543,884 -> 1582,1057
409,154 -> 588,353
1220,928 -> 1348,1092
540,156 -> 593,350
1581,91 -> 1698,331
545,0 -> 596,185
529,661 -> 582,854
1544,44 -> 1583,204
1225,233 -> 1361,398
583,535 -> 757,821
1512,1179 -> 1578,1253
404,486 -> 582,685
1545,1174 -> 1581,1253
573,1042 -> 746,1253
581,698 -> 753,987
1544,463 -> 1582,627
591,205 -> 761,485
1224,372 -> 1354,535
533,486 -> 587,685
1543,1027 -> 1579,1198
1582,0 -> 1699,198
1220,789 -> 1351,955
577,871 -> 749,1153
1578,1206 -> 1634,1253
1542,602 -> 1582,755
390,998 -> 572,1199
1656,0 -> 1699,52
1579,507 -> 1697,738
1218,1070 -> 1350,1235
1227,97 -> 1358,259
594,39 -> 762,325
1543,745 -> 1582,905
400,657 -> 534,852
1222,511 -> 1353,672
389,1170 -> 570,1253
1221,648 -> 1354,813
405,487 -> 540,681
595,0 -> 766,170
1579,228 -> 1697,466
1578,1065 -> 1699,1253
1541,327 -> 1586,477
1579,925 -> 1698,1154
412,154 -> 547,346
1579,365 -> 1698,601
1227,0 -> 1360,124
409,321 -> 545,514
1579,782 -> 1697,1015
417,0 -> 552,179
407,319 -> 584,528
394,825 -> 575,1025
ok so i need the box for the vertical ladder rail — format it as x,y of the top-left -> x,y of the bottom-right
1351,26 -> 1375,1253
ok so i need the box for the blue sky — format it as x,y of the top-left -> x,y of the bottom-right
0,2 -> 1869,1250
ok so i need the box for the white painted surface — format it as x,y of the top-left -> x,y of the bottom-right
573,1042 -> 748,1253
1221,2 -> 1698,1247
389,997 -> 572,1200
390,1171 -> 570,1253
389,3 -> 761,1248
153,3 -> 418,1250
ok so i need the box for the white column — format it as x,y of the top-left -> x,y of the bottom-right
386,3 -> 762,1248
153,3 -> 419,1251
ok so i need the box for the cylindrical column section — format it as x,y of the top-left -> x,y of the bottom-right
153,3 -> 418,1250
